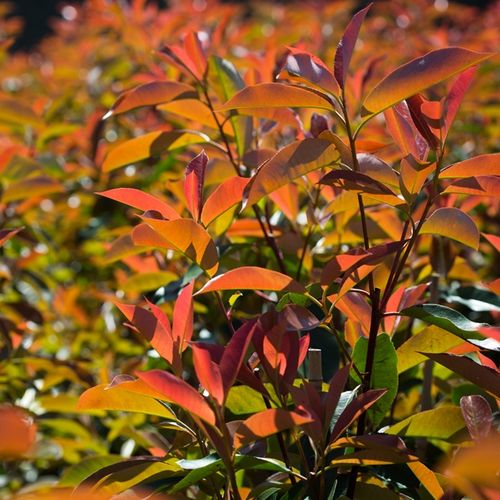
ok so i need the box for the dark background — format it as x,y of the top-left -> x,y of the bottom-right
1,0 -> 494,52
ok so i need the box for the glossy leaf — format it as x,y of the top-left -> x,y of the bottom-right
233,407 -> 313,449
440,154 -> 500,178
244,138 -> 338,207
460,395 -> 493,440
77,379 -> 176,419
399,303 -> 487,340
102,130 -> 209,172
363,47 -> 492,114
103,81 -> 196,118
424,352 -> 500,398
196,267 -> 305,294
139,218 -> 219,276
351,334 -> 398,426
136,369 -> 216,425
387,406 -> 465,440
420,207 -> 480,250
184,150 -> 208,221
97,188 -> 180,220
334,4 -> 371,89
279,47 -> 339,96
218,82 -> 334,113
201,176 -> 249,226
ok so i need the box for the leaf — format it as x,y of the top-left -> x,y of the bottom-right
201,176 -> 249,226
218,83 -> 334,113
97,188 -> 181,220
2,176 -> 64,202
196,267 -> 305,294
191,344 -> 224,405
351,334 -> 398,426
225,385 -> 268,415
184,150 -> 208,221
423,353 -> 500,398
172,281 -> 194,352
420,207 -> 480,250
460,395 -> 493,440
399,304 -> 488,340
0,227 -> 22,246
334,3 -> 371,89
363,47 -> 492,115
386,406 -> 465,440
396,326 -> 463,374
136,369 -> 216,425
329,448 -> 417,467
172,454 -> 223,492
244,138 -> 338,207
407,461 -> 445,499
278,48 -> 339,96
439,154 -> 500,178
319,169 -> 397,195
121,271 -> 177,293
233,407 -> 313,449
77,379 -> 176,419
103,81 -> 196,118
0,98 -> 41,127
115,302 -> 174,364
139,218 -> 219,276
59,455 -> 123,487
102,130 -> 209,172
442,176 -> 500,197
330,389 -> 387,442
0,406 -> 36,459
323,365 -> 352,436
219,320 -> 257,395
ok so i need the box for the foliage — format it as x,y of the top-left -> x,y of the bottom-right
0,0 -> 499,498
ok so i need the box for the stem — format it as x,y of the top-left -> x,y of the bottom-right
201,86 -> 287,273
215,291 -> 235,335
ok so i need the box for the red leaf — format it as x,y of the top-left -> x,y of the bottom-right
334,3 -> 371,89
423,352 -> 500,398
460,395 -> 493,440
319,169 -> 397,195
324,364 -> 351,434
219,320 -> 257,395
103,81 -> 196,118
0,228 -> 22,247
196,267 -> 305,294
98,188 -> 180,220
172,281 -> 194,352
184,150 -> 208,222
137,369 -> 216,425
330,389 -> 387,442
233,407 -> 313,449
191,344 -> 224,405
201,176 -> 249,226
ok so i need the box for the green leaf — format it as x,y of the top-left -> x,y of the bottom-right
172,454 -> 223,492
59,455 -> 123,487
351,333 -> 398,426
399,304 -> 488,340
225,385 -> 267,415
386,406 -> 465,441
396,326 -> 463,374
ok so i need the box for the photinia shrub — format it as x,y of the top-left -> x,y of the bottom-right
0,1 -> 498,499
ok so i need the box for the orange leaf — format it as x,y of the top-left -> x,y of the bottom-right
137,369 -> 216,425
184,151 -> 208,221
0,406 -> 36,459
218,83 -> 334,113
2,176 -> 64,203
196,267 -> 305,294
244,138 -> 338,207
420,207 -> 479,250
98,188 -> 180,220
172,281 -> 194,351
233,407 -> 313,449
139,218 -> 219,276
442,176 -> 500,197
363,47 -> 492,115
104,81 -> 196,118
440,154 -> 500,178
102,130 -> 209,172
201,176 -> 249,226
191,344 -> 224,405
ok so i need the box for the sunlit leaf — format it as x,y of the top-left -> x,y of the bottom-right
244,138 -> 338,207
138,218 -> 219,276
407,461 -> 444,499
97,188 -> 181,220
420,207 -> 480,250
363,48 -> 492,114
104,81 -> 196,118
102,130 -> 209,172
440,154 -> 500,178
137,369 -> 216,425
184,150 -> 208,221
196,267 -> 305,294
442,176 -> 500,197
